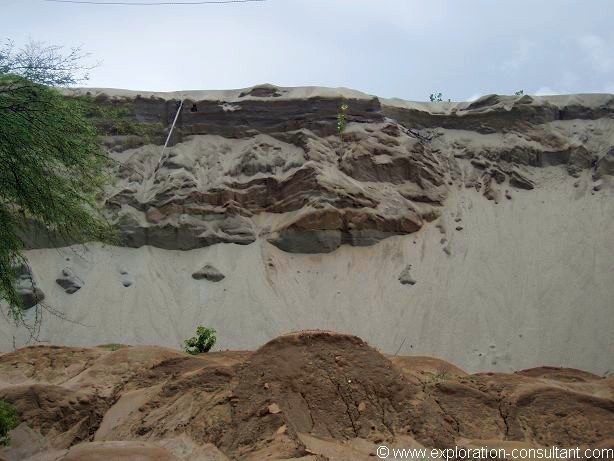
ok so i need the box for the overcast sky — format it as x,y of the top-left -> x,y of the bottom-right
4,0 -> 614,101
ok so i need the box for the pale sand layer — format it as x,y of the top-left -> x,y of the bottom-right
2,169 -> 612,375
64,84 -> 613,112
62,84 -> 375,103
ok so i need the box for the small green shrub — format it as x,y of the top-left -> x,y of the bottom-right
429,92 -> 443,102
429,365 -> 451,383
515,89 -> 524,96
98,343 -> 123,351
0,400 -> 18,446
184,326 -> 217,355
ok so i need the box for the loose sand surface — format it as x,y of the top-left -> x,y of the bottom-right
2,170 -> 612,375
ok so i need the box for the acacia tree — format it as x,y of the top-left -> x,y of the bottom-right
0,40 -> 113,326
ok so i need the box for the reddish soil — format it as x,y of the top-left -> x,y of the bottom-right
0,332 -> 612,460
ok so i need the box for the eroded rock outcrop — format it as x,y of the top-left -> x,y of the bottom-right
0,333 -> 612,460
55,267 -> 84,294
192,264 -> 225,282
398,264 -> 416,285
44,87 -> 614,254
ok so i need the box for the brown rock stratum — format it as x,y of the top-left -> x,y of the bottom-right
0,332 -> 612,460
23,86 -> 614,254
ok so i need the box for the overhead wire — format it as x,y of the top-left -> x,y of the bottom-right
43,0 -> 266,5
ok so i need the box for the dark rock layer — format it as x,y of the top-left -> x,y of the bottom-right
29,87 -> 614,254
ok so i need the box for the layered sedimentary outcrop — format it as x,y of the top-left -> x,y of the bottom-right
42,86 -> 613,254
3,85 -> 613,378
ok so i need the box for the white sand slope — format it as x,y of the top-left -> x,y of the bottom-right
2,169 -> 612,375
62,84 -> 375,103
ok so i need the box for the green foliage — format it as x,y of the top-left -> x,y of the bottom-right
428,366 -> 451,383
336,102 -> 348,137
184,326 -> 217,354
0,400 -> 18,446
76,95 -> 164,142
0,39 -> 93,86
98,343 -> 124,351
0,40 -> 115,325
429,92 -> 443,102
515,89 -> 524,96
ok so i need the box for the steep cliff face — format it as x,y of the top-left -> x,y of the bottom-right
4,85 -> 614,374
42,86 -> 613,255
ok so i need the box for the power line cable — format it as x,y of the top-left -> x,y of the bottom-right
43,0 -> 266,5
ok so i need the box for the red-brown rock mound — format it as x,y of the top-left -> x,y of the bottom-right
0,334 -> 612,460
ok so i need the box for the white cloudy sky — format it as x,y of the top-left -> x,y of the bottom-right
3,0 -> 614,101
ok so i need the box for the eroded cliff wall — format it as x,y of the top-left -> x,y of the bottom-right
3,85 -> 614,374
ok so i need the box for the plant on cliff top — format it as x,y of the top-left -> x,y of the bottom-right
0,40 -> 115,329
0,400 -> 18,446
429,92 -> 443,102
184,326 -> 217,354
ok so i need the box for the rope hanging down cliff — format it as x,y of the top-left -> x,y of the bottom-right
153,99 -> 183,177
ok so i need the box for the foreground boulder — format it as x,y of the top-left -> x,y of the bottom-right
0,332 -> 612,460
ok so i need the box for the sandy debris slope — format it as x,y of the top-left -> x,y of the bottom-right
2,172 -> 612,375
